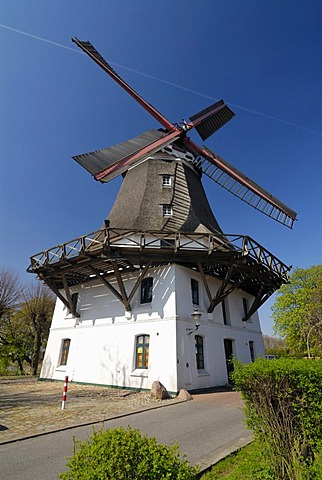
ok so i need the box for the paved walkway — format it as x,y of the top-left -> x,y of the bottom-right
0,377 -> 251,477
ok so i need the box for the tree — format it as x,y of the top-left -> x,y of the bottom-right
20,283 -> 55,375
263,335 -> 287,357
0,310 -> 34,374
271,265 -> 322,356
0,279 -> 55,375
0,267 -> 22,322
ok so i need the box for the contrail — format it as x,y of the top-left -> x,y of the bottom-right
0,23 -> 83,53
1,23 -> 321,137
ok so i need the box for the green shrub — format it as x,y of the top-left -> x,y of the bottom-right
232,358 -> 322,480
59,426 -> 199,480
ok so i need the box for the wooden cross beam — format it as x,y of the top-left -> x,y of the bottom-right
207,264 -> 246,313
42,276 -> 80,317
61,274 -> 79,317
87,265 -> 124,303
242,284 -> 273,321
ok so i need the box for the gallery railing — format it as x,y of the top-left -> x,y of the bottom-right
28,227 -> 290,281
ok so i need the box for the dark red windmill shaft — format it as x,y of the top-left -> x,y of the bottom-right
72,37 -> 178,133
95,130 -> 182,181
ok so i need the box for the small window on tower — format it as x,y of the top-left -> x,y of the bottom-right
162,205 -> 173,216
162,175 -> 171,187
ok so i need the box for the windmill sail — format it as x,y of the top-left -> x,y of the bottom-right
73,130 -> 168,180
72,38 -> 175,131
188,142 -> 297,228
72,37 -> 297,228
189,100 -> 235,140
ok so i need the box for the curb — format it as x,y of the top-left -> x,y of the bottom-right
196,436 -> 253,475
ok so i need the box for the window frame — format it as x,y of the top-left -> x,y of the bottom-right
160,238 -> 175,248
162,204 -> 173,216
135,334 -> 150,369
191,278 -> 199,306
242,297 -> 248,317
249,341 -> 255,362
162,175 -> 171,187
195,334 -> 205,370
71,292 -> 78,312
222,298 -> 229,325
140,277 -> 153,304
242,297 -> 252,321
59,338 -> 71,366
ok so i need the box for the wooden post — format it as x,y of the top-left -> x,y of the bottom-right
61,376 -> 69,410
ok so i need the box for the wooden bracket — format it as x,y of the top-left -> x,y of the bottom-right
88,265 -> 124,303
44,276 -> 80,317
242,284 -> 273,321
127,261 -> 152,304
207,264 -> 245,313
197,263 -> 213,304
61,274 -> 79,317
111,261 -> 131,311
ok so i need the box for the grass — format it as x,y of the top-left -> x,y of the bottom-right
200,441 -> 322,480
200,441 -> 273,479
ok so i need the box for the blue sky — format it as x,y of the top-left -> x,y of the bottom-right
1,0 -> 321,335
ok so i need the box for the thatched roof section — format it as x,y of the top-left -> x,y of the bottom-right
107,153 -> 222,234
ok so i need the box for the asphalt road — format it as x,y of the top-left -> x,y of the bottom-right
0,397 -> 251,479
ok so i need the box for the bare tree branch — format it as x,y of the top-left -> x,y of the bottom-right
0,267 -> 23,321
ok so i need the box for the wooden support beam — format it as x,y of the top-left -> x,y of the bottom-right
242,285 -> 273,321
111,260 -> 131,311
208,265 -> 245,313
128,261 -> 151,304
61,274 -> 78,317
87,265 -> 124,303
45,277 -> 80,317
43,277 -> 71,312
197,262 -> 212,304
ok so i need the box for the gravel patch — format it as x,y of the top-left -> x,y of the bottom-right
0,377 -> 178,442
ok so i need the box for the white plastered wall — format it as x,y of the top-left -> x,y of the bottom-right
40,263 -> 265,392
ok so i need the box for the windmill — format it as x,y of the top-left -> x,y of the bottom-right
71,38 -> 296,230
29,39 -> 296,391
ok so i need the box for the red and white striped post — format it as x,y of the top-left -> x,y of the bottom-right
61,376 -> 69,410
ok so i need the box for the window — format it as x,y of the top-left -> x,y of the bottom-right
191,279 -> 199,305
140,277 -> 153,304
162,204 -> 173,216
224,339 -> 235,381
242,297 -> 248,317
162,175 -> 171,187
249,341 -> 255,362
71,293 -> 78,313
135,335 -> 149,369
222,298 -> 229,325
195,335 -> 204,370
60,339 -> 71,366
160,238 -> 175,248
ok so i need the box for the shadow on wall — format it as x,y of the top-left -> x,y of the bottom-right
40,355 -> 56,379
101,344 -> 146,390
78,266 -> 175,324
